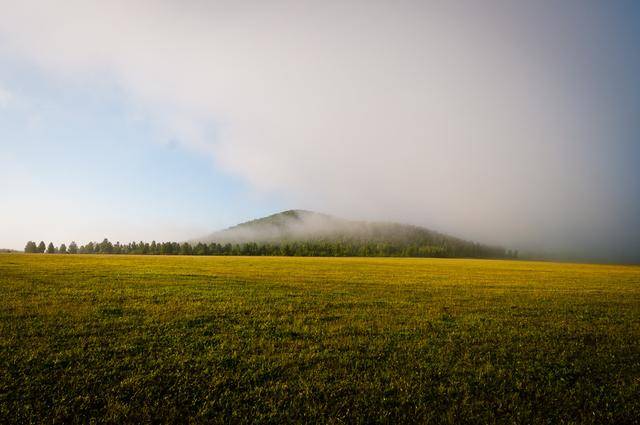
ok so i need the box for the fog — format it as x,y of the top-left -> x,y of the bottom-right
201,211 -> 352,244
1,1 -> 638,261
199,210 -> 433,244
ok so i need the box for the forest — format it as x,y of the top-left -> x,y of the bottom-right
24,239 -> 516,259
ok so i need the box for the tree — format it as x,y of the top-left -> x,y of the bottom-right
46,242 -> 55,254
194,242 -> 208,255
68,241 -> 78,254
98,238 -> 113,254
24,241 -> 37,253
59,243 -> 67,254
180,242 -> 193,255
37,241 -> 46,253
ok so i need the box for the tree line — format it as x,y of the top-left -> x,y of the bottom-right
25,241 -> 77,254
25,239 -> 517,259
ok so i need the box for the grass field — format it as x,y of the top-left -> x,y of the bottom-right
1,254 -> 639,423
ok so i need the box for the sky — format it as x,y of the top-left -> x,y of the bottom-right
1,0 -> 639,262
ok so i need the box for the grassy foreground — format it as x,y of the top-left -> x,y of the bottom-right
1,254 -> 639,424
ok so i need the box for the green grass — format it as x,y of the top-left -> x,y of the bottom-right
1,254 -> 639,424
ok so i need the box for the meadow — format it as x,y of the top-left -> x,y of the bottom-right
0,254 -> 639,424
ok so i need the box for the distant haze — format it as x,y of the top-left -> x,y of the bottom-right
1,1 -> 639,262
197,210 -> 459,245
199,210 -> 354,244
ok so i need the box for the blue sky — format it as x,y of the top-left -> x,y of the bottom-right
0,55 -> 283,247
1,1 -> 639,261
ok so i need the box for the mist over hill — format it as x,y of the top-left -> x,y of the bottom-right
194,210 -> 512,259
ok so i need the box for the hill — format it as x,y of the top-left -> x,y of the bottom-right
195,210 -> 511,258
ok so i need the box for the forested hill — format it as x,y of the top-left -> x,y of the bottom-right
193,210 -> 514,259
25,210 -> 515,258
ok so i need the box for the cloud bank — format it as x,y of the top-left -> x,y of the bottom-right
1,0 -> 638,260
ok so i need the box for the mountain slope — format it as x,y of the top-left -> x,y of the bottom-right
194,210 -> 510,258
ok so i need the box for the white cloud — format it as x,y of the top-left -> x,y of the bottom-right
0,0 -> 634,257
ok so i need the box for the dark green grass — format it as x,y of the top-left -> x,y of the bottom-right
1,254 -> 639,423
